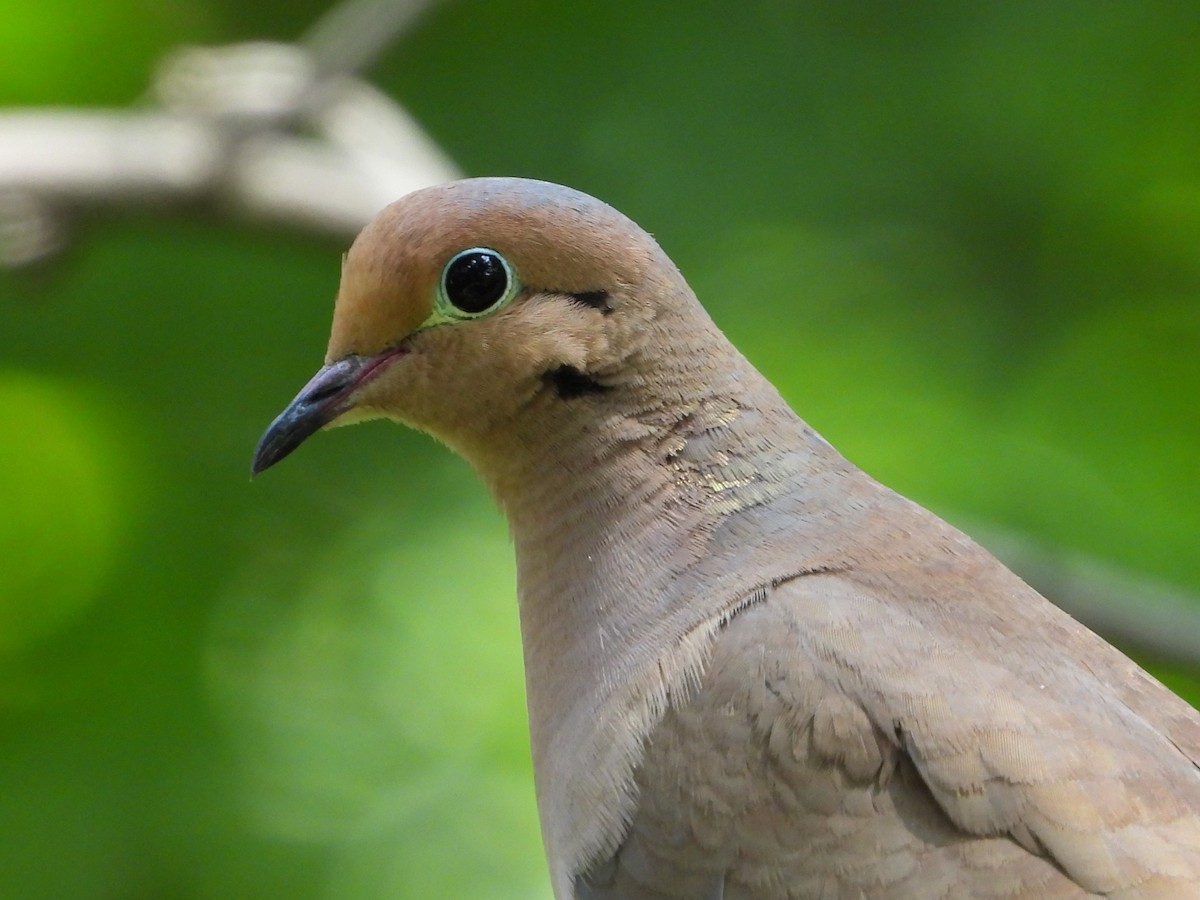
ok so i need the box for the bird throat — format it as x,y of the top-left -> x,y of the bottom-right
482,358 -> 849,891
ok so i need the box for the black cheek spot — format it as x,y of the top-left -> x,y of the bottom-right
543,365 -> 611,400
569,290 -> 612,314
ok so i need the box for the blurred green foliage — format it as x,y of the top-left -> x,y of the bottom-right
1,1 -> 1198,898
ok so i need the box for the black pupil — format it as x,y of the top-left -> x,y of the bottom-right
444,251 -> 508,314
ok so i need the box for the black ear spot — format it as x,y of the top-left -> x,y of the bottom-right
543,365 -> 611,400
568,291 -> 612,314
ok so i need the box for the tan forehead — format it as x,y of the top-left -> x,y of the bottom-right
325,181 -> 659,360
325,199 -> 445,360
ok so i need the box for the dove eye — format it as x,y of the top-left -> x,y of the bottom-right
438,248 -> 519,318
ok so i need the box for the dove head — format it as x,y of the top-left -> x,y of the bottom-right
251,177 -> 699,475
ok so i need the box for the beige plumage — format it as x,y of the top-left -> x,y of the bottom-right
252,177 -> 1200,899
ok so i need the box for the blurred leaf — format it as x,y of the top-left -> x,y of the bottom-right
0,0 -> 216,105
0,373 -> 132,662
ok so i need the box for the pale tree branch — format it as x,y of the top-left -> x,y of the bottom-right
0,0 -> 456,267
302,0 -> 438,79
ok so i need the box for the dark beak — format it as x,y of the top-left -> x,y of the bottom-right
251,352 -> 396,476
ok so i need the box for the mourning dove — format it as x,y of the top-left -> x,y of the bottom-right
252,178 -> 1200,899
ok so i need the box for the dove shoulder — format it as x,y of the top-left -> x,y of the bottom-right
579,492 -> 1200,899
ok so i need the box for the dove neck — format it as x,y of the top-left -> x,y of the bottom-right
492,313 -> 846,586
457,298 -> 866,887
475,299 -> 852,755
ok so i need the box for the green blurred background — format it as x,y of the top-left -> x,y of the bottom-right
2,2 -> 1199,898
